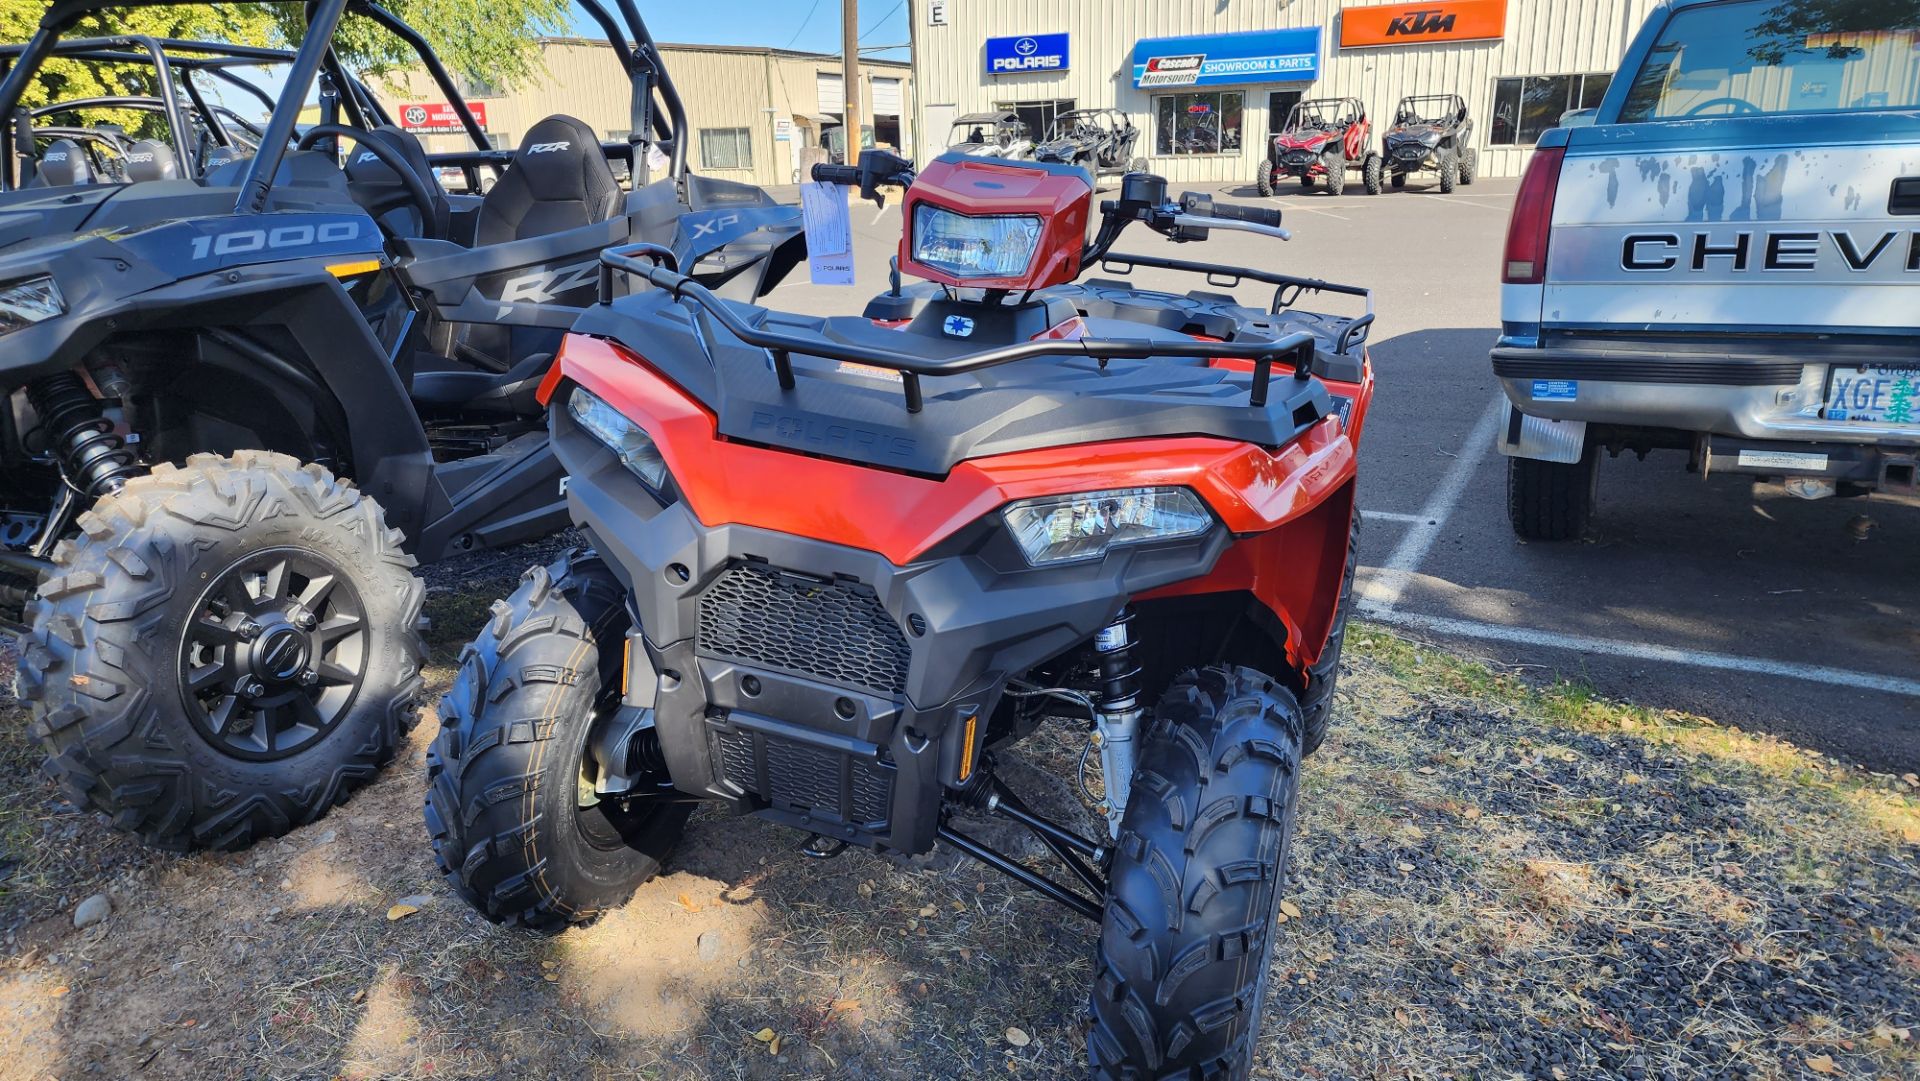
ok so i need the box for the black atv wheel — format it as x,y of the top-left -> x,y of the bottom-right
1362,152 -> 1383,196
1089,667 -> 1303,1080
1438,151 -> 1460,193
426,548 -> 690,931
1255,163 -> 1273,197
1298,508 -> 1360,757
18,451 -> 424,851
1298,174 -> 1314,191
1507,449 -> 1599,541
1460,147 -> 1479,186
1128,156 -> 1148,174
1391,169 -> 1407,190
1324,153 -> 1347,195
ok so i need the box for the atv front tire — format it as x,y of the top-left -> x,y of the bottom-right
1298,507 -> 1360,757
1090,667 -> 1303,1080
1298,174 -> 1314,191
1362,152 -> 1383,195
19,451 -> 424,851
426,548 -> 691,931
1255,164 -> 1273,197
1439,151 -> 1460,193
1391,169 -> 1407,190
1507,449 -> 1599,541
1324,154 -> 1347,195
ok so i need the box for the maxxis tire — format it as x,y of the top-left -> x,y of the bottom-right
17,451 -> 424,852
1362,152 -> 1383,195
1324,155 -> 1346,195
1297,508 -> 1360,758
1255,164 -> 1273,198
425,548 -> 690,932
1460,147 -> 1478,186
1438,151 -> 1459,193
1089,666 -> 1303,1081
1506,449 -> 1599,542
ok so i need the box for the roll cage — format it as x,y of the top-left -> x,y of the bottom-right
1283,97 -> 1364,133
1392,94 -> 1467,127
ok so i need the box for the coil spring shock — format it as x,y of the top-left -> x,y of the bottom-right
28,373 -> 140,496
1092,607 -> 1144,837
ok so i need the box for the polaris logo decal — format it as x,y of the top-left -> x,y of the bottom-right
943,314 -> 976,337
498,257 -> 600,303
528,141 -> 572,154
1621,230 -> 1920,273
1387,9 -> 1458,36
748,411 -> 916,460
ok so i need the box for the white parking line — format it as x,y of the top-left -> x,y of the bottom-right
1420,193 -> 1509,210
1356,395 -> 1504,612
1363,608 -> 1920,698
1362,510 -> 1425,524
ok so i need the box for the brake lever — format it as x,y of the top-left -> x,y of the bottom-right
1167,214 -> 1293,242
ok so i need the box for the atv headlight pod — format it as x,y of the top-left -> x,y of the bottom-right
0,275 -> 64,336
911,204 -> 1042,280
1002,487 -> 1213,567
568,385 -> 669,490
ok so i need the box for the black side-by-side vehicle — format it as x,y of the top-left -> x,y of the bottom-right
1380,93 -> 1477,192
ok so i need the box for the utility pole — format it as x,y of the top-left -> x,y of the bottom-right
841,0 -> 860,166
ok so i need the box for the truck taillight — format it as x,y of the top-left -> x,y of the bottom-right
1502,146 -> 1564,284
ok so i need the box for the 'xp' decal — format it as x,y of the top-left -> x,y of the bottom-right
688,212 -> 743,240
189,221 -> 361,260
498,257 -> 600,303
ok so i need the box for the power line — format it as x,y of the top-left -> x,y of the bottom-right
782,0 -> 826,49
857,0 -> 904,41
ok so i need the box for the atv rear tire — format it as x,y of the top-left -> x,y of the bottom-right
426,548 -> 691,931
1362,152 -> 1383,195
1507,449 -> 1599,541
1438,151 -> 1460,193
1255,164 -> 1273,197
1324,154 -> 1347,195
1391,169 -> 1407,190
18,451 -> 424,852
1089,667 -> 1302,1081
1460,147 -> 1479,186
1298,508 -> 1360,757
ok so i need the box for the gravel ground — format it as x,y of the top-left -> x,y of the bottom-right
0,542 -> 1914,1080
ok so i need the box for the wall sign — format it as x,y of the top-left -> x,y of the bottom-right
399,101 -> 487,133
929,0 -> 947,25
1131,27 -> 1321,88
985,33 -> 1070,75
1339,0 -> 1508,48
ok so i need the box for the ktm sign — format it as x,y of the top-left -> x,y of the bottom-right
1340,0 -> 1507,48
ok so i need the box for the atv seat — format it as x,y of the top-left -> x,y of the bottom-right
28,139 -> 93,187
342,124 -> 450,239
123,139 -> 180,182
199,142 -> 250,176
408,351 -> 552,419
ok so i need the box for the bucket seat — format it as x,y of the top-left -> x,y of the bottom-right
28,139 -> 93,187
122,139 -> 180,182
341,124 -> 450,240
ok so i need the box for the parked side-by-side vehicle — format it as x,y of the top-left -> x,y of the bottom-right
1259,96 -> 1381,197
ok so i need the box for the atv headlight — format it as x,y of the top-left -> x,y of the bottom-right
568,386 -> 668,490
1001,488 -> 1213,567
0,276 -> 64,336
911,205 -> 1042,280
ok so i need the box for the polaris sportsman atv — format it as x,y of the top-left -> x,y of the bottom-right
0,0 -> 803,852
1380,94 -> 1477,192
1034,107 -> 1144,177
1259,96 -> 1382,197
428,149 -> 1376,1079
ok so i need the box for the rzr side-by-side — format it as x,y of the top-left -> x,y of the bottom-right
0,0 -> 803,852
1259,96 -> 1382,197
1380,93 -> 1478,192
1034,107 -> 1144,176
943,110 -> 1035,160
428,149 -> 1376,1079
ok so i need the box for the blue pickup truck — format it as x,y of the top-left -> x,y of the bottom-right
1493,0 -> 1919,539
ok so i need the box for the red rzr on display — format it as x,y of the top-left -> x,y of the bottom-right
1260,96 -> 1385,196
427,149 -> 1378,1080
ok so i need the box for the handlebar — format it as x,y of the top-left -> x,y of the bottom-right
1185,193 -> 1283,230
809,163 -> 861,185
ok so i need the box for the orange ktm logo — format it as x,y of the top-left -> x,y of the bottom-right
1339,0 -> 1508,48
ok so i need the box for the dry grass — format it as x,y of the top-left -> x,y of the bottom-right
0,585 -> 1913,1080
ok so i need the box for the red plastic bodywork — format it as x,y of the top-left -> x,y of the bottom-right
553,335 -> 1372,674
1270,110 -> 1370,176
897,156 -> 1092,292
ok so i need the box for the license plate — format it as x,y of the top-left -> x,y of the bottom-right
1823,364 -> 1919,424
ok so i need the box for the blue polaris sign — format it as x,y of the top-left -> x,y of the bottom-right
985,33 -> 1070,75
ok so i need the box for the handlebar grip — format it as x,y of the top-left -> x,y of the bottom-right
810,163 -> 862,185
1198,197 -> 1284,229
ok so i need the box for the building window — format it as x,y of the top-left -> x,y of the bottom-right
1490,73 -> 1613,146
1154,91 -> 1243,156
455,74 -> 504,99
490,132 -> 514,151
700,127 -> 753,170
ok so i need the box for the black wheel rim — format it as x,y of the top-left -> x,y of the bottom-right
178,548 -> 367,761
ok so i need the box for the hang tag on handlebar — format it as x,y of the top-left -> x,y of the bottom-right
800,181 -> 855,286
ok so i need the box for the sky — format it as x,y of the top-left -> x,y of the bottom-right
584,0 -> 912,59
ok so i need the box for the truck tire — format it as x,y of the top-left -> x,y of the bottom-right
1362,152 -> 1383,195
1507,449 -> 1599,541
1255,163 -> 1273,197
426,548 -> 690,931
1298,508 -> 1360,757
18,451 -> 424,852
1460,147 -> 1479,186
1324,153 -> 1347,195
1438,151 -> 1460,193
1089,667 -> 1303,1081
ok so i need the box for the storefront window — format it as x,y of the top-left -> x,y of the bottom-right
1154,91 -> 1243,155
700,127 -> 753,170
1490,74 -> 1614,145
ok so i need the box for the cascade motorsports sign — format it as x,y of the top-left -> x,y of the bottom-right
985,33 -> 1070,75
1131,27 -> 1322,88
399,101 -> 488,133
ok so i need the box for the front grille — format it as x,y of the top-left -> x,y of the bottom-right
1282,150 -> 1313,166
712,725 -> 895,828
698,563 -> 910,696
1394,145 -> 1425,160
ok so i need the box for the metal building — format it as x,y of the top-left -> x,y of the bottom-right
909,0 -> 1661,181
377,38 -> 913,187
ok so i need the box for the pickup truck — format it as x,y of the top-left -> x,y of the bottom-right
1493,0 -> 1919,539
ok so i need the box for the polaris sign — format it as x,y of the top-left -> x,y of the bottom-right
985,33 -> 1070,76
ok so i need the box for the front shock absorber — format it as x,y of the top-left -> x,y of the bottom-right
1092,607 -> 1144,838
28,373 -> 140,496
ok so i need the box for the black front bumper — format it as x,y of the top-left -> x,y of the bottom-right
1385,142 -> 1437,170
553,397 -> 1229,855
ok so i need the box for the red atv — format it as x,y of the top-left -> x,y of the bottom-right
1260,96 -> 1384,196
427,150 -> 1376,1079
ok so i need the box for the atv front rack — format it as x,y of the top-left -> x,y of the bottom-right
1093,252 -> 1376,357
599,243 -> 1320,414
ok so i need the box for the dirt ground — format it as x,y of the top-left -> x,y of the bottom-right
0,545 -> 1916,1081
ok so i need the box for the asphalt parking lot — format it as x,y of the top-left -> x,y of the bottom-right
763,173 -> 1919,773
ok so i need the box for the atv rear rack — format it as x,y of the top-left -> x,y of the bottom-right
1093,252 -> 1376,357
598,243 -> 1319,414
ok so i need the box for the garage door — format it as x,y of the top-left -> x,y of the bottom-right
873,77 -> 902,117
816,73 -> 843,118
